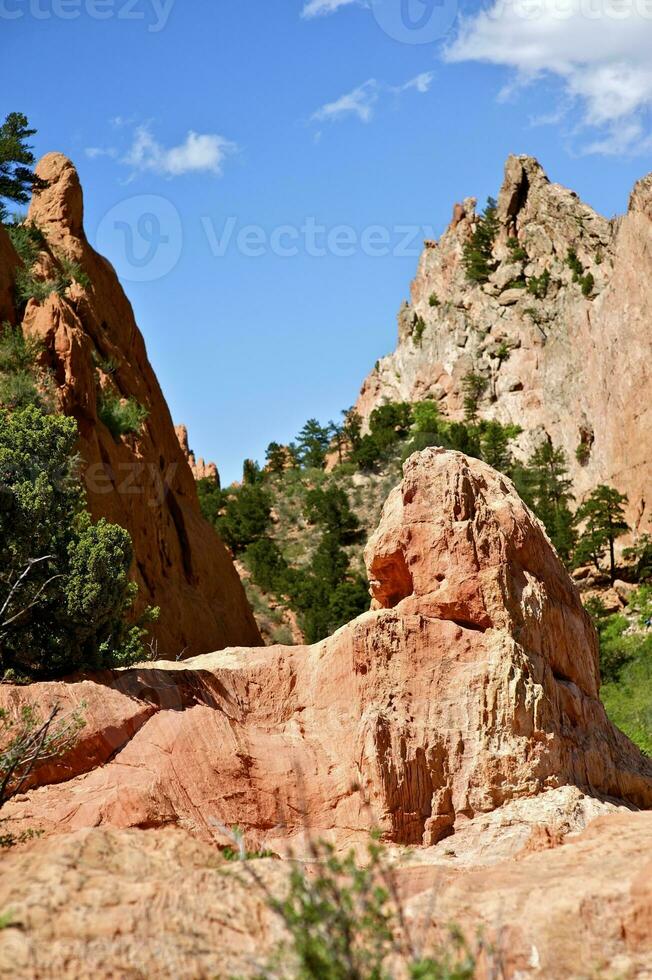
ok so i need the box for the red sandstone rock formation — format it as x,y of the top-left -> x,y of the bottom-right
2,153 -> 260,655
3,449 -> 650,856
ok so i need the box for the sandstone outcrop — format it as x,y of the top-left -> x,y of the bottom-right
3,449 -> 651,857
2,811 -> 652,979
6,153 -> 260,655
175,423 -> 220,484
355,155 -> 652,533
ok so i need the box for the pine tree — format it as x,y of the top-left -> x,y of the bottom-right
517,441 -> 576,562
0,113 -> 47,221
480,420 -> 512,473
461,372 -> 487,424
265,441 -> 287,475
462,197 -> 500,283
575,485 -> 629,583
296,419 -> 332,470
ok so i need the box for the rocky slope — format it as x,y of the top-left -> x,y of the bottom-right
0,153 -> 260,655
1,448 -> 652,976
356,156 -> 652,533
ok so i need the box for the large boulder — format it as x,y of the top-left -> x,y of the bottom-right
3,449 -> 651,854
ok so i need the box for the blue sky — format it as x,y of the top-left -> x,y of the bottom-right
2,0 -> 651,483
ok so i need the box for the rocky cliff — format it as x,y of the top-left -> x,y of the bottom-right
356,156 -> 652,533
1,448 -> 652,976
0,153 -> 260,655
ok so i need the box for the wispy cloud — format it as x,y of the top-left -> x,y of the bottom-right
301,0 -> 364,19
444,0 -> 652,155
396,72 -> 434,95
85,146 -> 118,160
311,71 -> 434,126
312,80 -> 380,123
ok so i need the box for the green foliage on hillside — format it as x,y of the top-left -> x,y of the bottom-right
0,406 -> 156,680
97,389 -> 148,439
0,322 -> 50,411
462,197 -> 499,284
588,589 -> 652,755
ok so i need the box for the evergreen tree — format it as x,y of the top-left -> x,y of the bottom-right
216,485 -> 271,555
462,197 -> 500,283
304,486 -> 361,545
242,458 -> 262,485
0,114 -> 47,221
515,441 -> 576,562
264,441 -> 287,476
342,407 -> 362,457
296,419 -> 331,470
480,420 -> 512,473
461,372 -> 488,424
575,485 -> 629,583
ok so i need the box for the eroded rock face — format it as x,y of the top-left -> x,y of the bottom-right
14,153 -> 260,655
3,449 -> 651,856
355,155 -> 652,532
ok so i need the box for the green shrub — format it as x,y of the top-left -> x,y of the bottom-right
428,292 -> 440,308
0,406 -> 154,679
581,272 -> 595,297
238,835 -> 479,980
526,268 -> 550,299
0,324 -> 48,411
412,314 -> 426,347
97,390 -> 148,439
575,442 -> 591,466
5,218 -> 44,266
507,236 -> 528,262
623,535 -> 652,583
566,248 -> 583,281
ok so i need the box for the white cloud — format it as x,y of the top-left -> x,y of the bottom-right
444,0 -> 652,153
301,0 -> 363,18
311,71 -> 434,126
312,80 -> 380,123
85,146 -> 118,160
122,126 -> 237,177
398,71 -> 435,94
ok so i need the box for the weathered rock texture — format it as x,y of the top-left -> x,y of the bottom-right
175,423 -> 220,484
2,812 -> 652,979
3,449 -> 651,857
4,153 -> 260,655
356,156 -> 652,532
